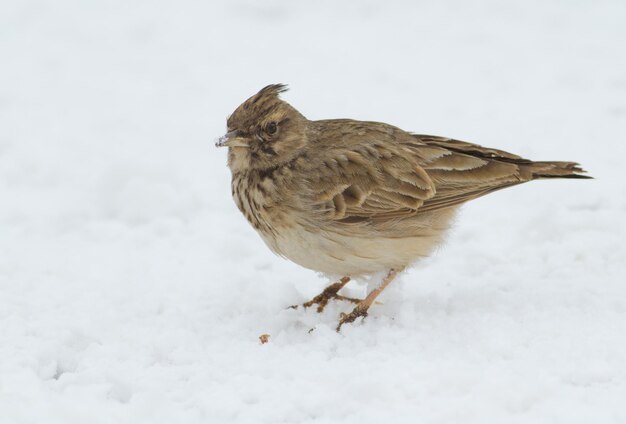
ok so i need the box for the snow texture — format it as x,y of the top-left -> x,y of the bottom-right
1,1 -> 626,423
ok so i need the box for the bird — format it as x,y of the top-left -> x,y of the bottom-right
216,84 -> 590,331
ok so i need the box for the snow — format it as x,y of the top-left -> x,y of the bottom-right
1,0 -> 626,422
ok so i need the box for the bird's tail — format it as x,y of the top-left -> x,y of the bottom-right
525,161 -> 592,180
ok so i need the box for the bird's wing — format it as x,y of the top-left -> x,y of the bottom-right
301,133 -> 531,223
405,135 -> 529,213
300,142 -> 437,223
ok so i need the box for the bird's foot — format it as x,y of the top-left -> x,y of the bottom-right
289,278 -> 360,313
336,305 -> 369,332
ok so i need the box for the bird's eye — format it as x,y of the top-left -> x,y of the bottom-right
266,122 -> 277,135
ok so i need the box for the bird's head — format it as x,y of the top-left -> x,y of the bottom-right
217,84 -> 308,172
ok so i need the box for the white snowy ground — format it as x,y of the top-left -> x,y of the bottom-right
1,1 -> 626,422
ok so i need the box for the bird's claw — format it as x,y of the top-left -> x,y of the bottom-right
336,308 -> 368,332
290,284 -> 361,313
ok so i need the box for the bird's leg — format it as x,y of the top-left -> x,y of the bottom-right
336,268 -> 401,332
291,276 -> 360,313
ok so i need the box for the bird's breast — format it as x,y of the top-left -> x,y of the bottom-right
231,172 -> 292,252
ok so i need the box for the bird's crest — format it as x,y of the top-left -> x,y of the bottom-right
227,84 -> 289,131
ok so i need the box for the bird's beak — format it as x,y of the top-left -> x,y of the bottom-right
215,130 -> 248,148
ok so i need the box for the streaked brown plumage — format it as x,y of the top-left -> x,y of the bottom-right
217,84 -> 590,331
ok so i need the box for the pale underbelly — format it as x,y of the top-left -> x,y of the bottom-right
261,209 -> 457,277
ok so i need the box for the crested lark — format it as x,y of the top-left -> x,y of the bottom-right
216,84 -> 590,331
